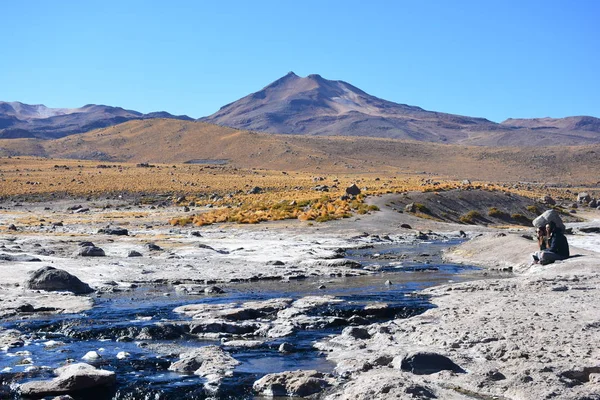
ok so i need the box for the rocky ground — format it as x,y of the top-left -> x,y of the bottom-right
315,216 -> 600,400
0,194 -> 599,399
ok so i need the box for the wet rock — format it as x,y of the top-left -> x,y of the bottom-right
205,286 -> 225,294
400,352 -> 465,375
127,250 -> 143,257
27,266 -> 93,294
116,351 -> 130,360
279,342 -> 294,353
190,319 -> 261,335
253,370 -> 336,397
0,253 -> 41,262
77,246 -> 105,257
98,227 -> 129,236
0,329 -> 25,349
416,232 -> 429,240
168,345 -> 240,378
19,363 -> 116,397
82,351 -> 101,361
310,259 -> 362,269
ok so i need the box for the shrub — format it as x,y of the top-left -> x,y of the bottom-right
459,210 -> 482,224
414,203 -> 430,214
488,207 -> 510,219
511,213 -> 532,225
526,205 -> 541,214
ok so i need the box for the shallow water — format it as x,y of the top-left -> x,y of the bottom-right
0,238 -> 485,399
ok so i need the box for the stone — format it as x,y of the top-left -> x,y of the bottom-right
267,260 -> 285,266
400,352 -> 465,375
342,326 -> 371,340
7,224 -> 17,231
81,351 -> 101,361
145,243 -> 162,251
279,342 -> 294,353
97,227 -> 128,236
589,199 -> 598,208
405,203 -> 416,213
400,223 -> 412,229
27,266 -> 93,294
116,351 -> 130,360
346,184 -> 361,196
577,192 -> 591,204
127,250 -> 143,257
77,246 -> 105,257
168,346 -> 240,378
540,195 -> 556,205
205,286 -> 225,294
253,370 -> 336,397
248,186 -> 263,194
19,363 -> 116,397
0,253 -> 41,262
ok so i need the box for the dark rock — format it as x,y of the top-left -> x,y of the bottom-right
190,231 -> 202,237
27,266 -> 93,294
346,184 -> 361,196
577,192 -> 591,204
0,253 -> 41,262
97,227 -> 129,236
405,203 -> 416,213
77,246 -> 105,257
248,186 -> 263,194
19,363 -> 115,396
589,199 -> 598,208
205,286 -> 225,294
342,326 -> 371,339
16,303 -> 35,313
7,224 -> 17,231
127,250 -> 143,257
405,385 -> 437,399
400,352 -> 465,375
416,232 -> 429,240
145,243 -> 162,251
459,230 -> 467,238
400,223 -> 412,229
79,241 -> 95,247
540,195 -> 556,205
52,222 -> 64,227
267,260 -> 285,266
278,342 -> 294,353
580,227 -> 600,234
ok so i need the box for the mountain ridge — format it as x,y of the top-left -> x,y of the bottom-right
0,101 -> 193,139
201,72 -> 600,146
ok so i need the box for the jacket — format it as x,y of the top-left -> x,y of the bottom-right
548,230 -> 569,258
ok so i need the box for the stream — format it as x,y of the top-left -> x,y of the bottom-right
0,238 -> 489,399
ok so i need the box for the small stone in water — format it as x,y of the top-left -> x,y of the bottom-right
318,285 -> 326,290
116,351 -> 130,360
385,280 -> 393,286
82,351 -> 101,361
279,342 -> 294,353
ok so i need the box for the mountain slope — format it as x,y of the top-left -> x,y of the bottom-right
0,101 -> 193,139
2,119 -> 600,182
201,72 -> 600,145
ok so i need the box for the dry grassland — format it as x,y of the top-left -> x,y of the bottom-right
1,156 -> 584,227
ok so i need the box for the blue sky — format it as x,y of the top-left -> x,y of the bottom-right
2,0 -> 598,122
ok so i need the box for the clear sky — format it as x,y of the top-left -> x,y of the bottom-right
2,0 -> 598,122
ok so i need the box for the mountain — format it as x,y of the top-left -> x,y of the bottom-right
201,72 -> 600,146
0,101 -> 193,139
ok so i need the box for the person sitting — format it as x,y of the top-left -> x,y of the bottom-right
532,221 -> 569,265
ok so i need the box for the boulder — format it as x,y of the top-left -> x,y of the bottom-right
19,363 -> 115,397
345,184 -> 361,196
26,266 -> 93,294
532,209 -> 565,231
97,227 -> 128,236
127,250 -> 142,257
0,253 -> 41,262
168,346 -> 240,377
253,370 -> 336,397
578,192 -> 591,204
589,199 -> 598,208
400,351 -> 465,375
77,246 -> 105,257
540,195 -> 556,205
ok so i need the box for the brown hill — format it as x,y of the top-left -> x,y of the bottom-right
1,119 -> 600,183
201,72 -> 600,146
0,101 -> 193,139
